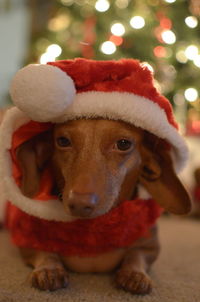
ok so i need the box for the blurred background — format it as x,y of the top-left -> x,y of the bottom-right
0,0 -> 200,210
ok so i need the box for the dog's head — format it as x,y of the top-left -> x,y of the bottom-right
16,119 -> 191,219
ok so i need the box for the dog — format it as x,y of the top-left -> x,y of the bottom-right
1,58 -> 191,295
10,118 -> 190,295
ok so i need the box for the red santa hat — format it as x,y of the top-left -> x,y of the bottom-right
9,58 -> 187,172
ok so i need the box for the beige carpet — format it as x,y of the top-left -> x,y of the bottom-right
0,216 -> 200,302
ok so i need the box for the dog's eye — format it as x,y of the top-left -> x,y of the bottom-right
56,137 -> 71,147
116,139 -> 133,151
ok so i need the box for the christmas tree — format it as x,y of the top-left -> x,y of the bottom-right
28,0 -> 200,128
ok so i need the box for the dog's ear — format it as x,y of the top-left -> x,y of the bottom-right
16,131 -> 53,198
139,138 -> 191,215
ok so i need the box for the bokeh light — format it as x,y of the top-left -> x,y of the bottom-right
115,0 -> 129,9
184,88 -> 198,102
193,55 -> 200,68
60,0 -> 74,5
164,0 -> 176,3
130,16 -> 145,29
48,14 -> 70,32
176,50 -> 188,63
153,46 -> 167,58
185,16 -> 198,28
185,45 -> 199,60
109,35 -> 123,46
100,41 -> 116,54
46,44 -> 62,57
40,44 -> 62,64
111,23 -> 125,36
160,17 -> 172,30
161,30 -> 176,44
40,53 -> 55,64
95,0 -> 110,12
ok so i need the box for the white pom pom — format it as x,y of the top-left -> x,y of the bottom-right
10,64 -> 76,122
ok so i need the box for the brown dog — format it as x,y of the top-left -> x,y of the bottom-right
15,118 -> 191,295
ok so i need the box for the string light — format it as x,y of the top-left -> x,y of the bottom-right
48,14 -> 70,32
176,50 -> 188,63
40,44 -> 62,64
111,23 -> 125,36
184,88 -> 198,102
164,0 -> 176,3
185,16 -> 198,28
40,53 -> 55,64
100,41 -> 116,54
46,44 -> 62,57
109,35 -> 123,46
95,0 -> 110,12
160,17 -> 172,30
60,0 -> 74,5
161,30 -> 176,44
153,46 -> 167,58
194,55 -> 200,68
185,45 -> 199,60
115,0 -> 129,9
130,16 -> 145,29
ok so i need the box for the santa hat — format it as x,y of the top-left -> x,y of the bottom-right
9,58 -> 187,172
0,58 -> 188,222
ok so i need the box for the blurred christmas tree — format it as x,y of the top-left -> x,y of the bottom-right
28,0 -> 200,128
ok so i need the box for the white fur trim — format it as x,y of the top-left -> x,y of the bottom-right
10,64 -> 76,122
54,91 -> 189,173
137,185 -> 152,200
0,108 -> 76,222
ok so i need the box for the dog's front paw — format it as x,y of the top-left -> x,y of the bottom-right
29,266 -> 69,291
115,270 -> 152,295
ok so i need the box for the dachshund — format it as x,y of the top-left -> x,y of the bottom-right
13,118 -> 191,295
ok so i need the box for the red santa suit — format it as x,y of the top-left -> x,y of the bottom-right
0,58 -> 188,257
5,120 -> 162,256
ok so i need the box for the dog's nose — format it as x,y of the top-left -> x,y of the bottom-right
68,192 -> 99,217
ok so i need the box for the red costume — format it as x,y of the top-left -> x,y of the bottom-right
6,120 -> 162,257
0,58 -> 187,257
7,199 -> 162,257
194,187 -> 200,203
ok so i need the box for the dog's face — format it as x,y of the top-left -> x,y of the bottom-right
52,119 -> 143,218
16,119 -> 191,219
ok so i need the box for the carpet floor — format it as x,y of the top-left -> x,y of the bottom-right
0,216 -> 200,302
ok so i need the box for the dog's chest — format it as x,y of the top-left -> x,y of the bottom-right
61,249 -> 126,273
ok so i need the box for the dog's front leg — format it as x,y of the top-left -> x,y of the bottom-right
115,249 -> 153,295
115,226 -> 159,295
20,248 -> 69,291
